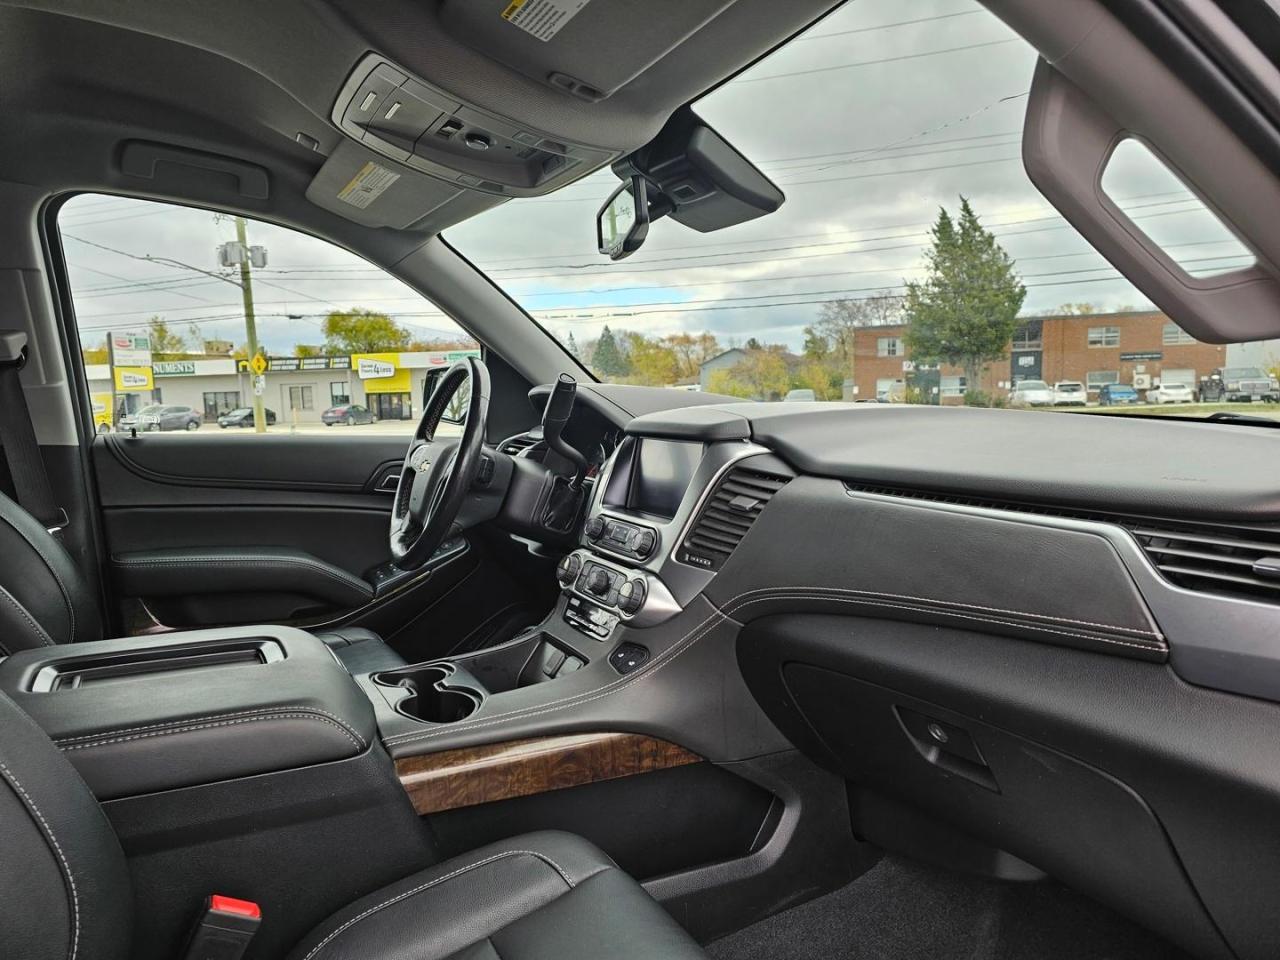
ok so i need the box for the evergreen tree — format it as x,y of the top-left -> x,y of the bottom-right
903,198 -> 1026,392
566,331 -> 581,359
592,325 -> 629,379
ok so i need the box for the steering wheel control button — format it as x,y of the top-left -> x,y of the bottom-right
618,578 -> 646,615
609,643 -> 649,675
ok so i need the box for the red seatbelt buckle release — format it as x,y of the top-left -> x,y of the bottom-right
182,894 -> 261,960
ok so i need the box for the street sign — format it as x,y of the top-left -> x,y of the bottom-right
250,353 -> 268,376
252,375 -> 266,396
110,331 -> 152,367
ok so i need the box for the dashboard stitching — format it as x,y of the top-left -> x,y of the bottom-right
386,585 -> 1167,747
726,586 -> 1162,638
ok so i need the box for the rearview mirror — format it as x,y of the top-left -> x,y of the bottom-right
597,176 -> 649,261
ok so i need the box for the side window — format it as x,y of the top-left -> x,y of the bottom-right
58,195 -> 478,436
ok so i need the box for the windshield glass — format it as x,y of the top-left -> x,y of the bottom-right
448,0 -> 1280,419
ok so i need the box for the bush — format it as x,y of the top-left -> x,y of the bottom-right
963,389 -> 1007,408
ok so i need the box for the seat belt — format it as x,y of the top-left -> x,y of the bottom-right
0,330 -> 66,531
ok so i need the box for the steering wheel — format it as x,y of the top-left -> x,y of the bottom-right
389,356 -> 490,569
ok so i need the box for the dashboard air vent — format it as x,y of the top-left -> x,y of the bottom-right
1129,521 -> 1280,603
500,433 -> 541,456
678,467 -> 790,571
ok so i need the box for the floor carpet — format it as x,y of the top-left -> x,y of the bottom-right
707,854 -> 1192,960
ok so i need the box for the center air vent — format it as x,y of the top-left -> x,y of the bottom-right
678,467 -> 789,571
1130,521 -> 1280,603
499,432 -> 542,456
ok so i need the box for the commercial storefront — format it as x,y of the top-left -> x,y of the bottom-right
850,310 -> 1230,404
86,349 -> 480,427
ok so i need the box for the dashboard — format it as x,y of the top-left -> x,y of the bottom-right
501,380 -> 1280,960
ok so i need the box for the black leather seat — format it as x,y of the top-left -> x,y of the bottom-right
0,688 -> 705,960
0,490 -> 404,672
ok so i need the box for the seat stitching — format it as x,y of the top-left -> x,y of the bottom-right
57,713 -> 363,752
53,705 -> 367,748
112,556 -> 371,594
0,758 -> 79,960
0,584 -> 56,647
300,849 -> 575,960
2,512 -> 77,642
385,585 -> 1166,747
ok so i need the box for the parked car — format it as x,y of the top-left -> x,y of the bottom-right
321,403 -> 376,425
217,407 -> 277,428
119,403 -> 201,431
1212,366 -> 1280,402
1097,383 -> 1143,406
783,388 -> 816,402
1009,380 -> 1055,407
1148,382 -> 1195,404
1052,381 -> 1087,406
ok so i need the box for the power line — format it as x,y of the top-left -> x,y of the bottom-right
734,39 -> 1019,84
796,9 -> 986,41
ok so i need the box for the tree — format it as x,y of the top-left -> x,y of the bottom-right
591,325 -> 630,379
745,337 -> 764,351
322,309 -> 411,353
148,316 -> 188,359
81,338 -> 108,364
565,332 -> 581,359
623,332 -> 679,386
903,198 -> 1026,391
791,361 -> 843,401
664,332 -> 721,381
407,335 -> 478,352
707,346 -> 791,400
809,290 -> 904,368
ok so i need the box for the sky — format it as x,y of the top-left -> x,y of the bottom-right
60,0 -> 1254,358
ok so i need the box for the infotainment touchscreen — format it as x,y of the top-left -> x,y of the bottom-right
604,438 -> 705,520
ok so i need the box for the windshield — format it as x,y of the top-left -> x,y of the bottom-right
448,0 -> 1280,420
1018,382 -> 1048,391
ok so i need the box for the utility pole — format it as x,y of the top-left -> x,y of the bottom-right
234,217 -> 266,434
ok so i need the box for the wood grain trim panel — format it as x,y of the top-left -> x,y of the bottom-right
395,732 -> 703,815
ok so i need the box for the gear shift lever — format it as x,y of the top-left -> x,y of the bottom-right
542,373 -> 588,489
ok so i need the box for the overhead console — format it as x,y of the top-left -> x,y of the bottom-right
331,54 -> 615,198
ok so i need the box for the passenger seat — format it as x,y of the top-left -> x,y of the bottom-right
0,686 -> 706,960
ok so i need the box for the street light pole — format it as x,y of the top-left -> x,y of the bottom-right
234,217 -> 266,434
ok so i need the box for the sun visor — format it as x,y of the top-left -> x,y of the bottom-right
439,0 -> 739,101
304,139 -> 496,231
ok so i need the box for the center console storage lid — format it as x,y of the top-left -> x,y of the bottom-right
0,626 -> 375,800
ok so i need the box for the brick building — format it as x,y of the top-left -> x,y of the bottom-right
851,310 -> 1227,403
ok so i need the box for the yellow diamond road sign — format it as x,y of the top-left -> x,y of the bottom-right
250,353 -> 268,376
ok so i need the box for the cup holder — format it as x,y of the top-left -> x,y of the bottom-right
373,665 -> 480,724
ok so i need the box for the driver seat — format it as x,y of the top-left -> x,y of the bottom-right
0,490 -> 405,672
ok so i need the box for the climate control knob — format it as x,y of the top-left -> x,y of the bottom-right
586,569 -> 611,596
618,578 -> 646,615
584,517 -> 605,540
556,553 -> 582,587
